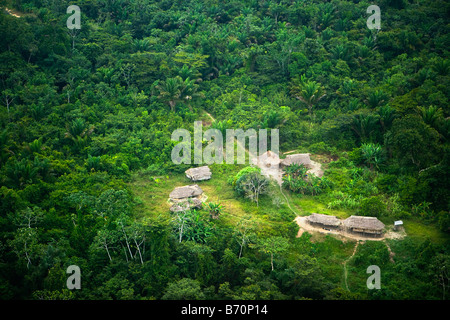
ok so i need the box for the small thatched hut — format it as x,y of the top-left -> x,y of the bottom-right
343,215 -> 385,237
169,185 -> 205,212
169,198 -> 202,213
306,213 -> 341,230
281,153 -> 312,169
169,184 -> 203,199
185,166 -> 212,181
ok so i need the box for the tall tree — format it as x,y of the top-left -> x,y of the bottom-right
234,215 -> 257,259
241,172 -> 269,207
253,236 -> 289,271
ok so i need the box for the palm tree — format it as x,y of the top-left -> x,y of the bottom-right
259,110 -> 286,129
292,80 -> 326,121
207,202 -> 223,220
156,76 -> 183,111
331,44 -> 351,61
132,39 -> 150,53
431,58 -> 449,76
350,113 -> 378,143
360,143 -> 383,171
378,105 -> 397,133
417,105 -> 443,129
156,76 -> 203,112
6,158 -> 39,187
177,65 -> 202,82
366,89 -> 387,108
64,118 -> 94,152
0,129 -> 13,166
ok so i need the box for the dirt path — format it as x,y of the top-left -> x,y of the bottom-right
204,111 -> 215,123
383,240 -> 395,263
4,7 -> 22,18
343,241 -> 359,291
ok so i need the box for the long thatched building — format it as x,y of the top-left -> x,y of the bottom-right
305,213 -> 341,230
280,153 -> 312,169
342,215 -> 385,237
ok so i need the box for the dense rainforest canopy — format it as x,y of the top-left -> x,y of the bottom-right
0,0 -> 448,301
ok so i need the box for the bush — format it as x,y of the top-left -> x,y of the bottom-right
327,156 -> 354,169
309,141 -> 337,155
327,191 -> 361,209
358,196 -> 387,217
348,147 -> 364,165
229,166 -> 261,194
282,164 -> 331,195
375,174 -> 398,193
162,278 -> 205,300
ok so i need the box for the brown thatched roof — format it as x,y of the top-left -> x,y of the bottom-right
343,215 -> 385,231
169,185 -> 203,199
185,166 -> 212,181
170,198 -> 202,213
281,153 -> 312,168
306,213 -> 341,227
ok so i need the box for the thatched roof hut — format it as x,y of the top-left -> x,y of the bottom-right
185,166 -> 212,181
169,184 -> 203,200
170,198 -> 202,213
169,184 -> 206,213
281,153 -> 312,168
343,215 -> 385,236
306,213 -> 341,228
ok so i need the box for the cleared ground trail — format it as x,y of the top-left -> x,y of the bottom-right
343,241 -> 359,291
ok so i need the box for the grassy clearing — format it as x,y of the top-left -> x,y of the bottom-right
128,162 -> 448,298
403,218 -> 450,245
128,163 -> 294,234
282,191 -> 352,219
130,169 -> 449,248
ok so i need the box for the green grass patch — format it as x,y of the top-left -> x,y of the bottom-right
403,217 -> 450,245
128,163 -> 294,235
283,191 -> 352,219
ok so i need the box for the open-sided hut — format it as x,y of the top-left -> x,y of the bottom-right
280,153 -> 312,169
169,198 -> 202,213
169,184 -> 204,212
306,213 -> 341,230
169,184 -> 203,199
185,166 -> 212,181
343,215 -> 385,237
